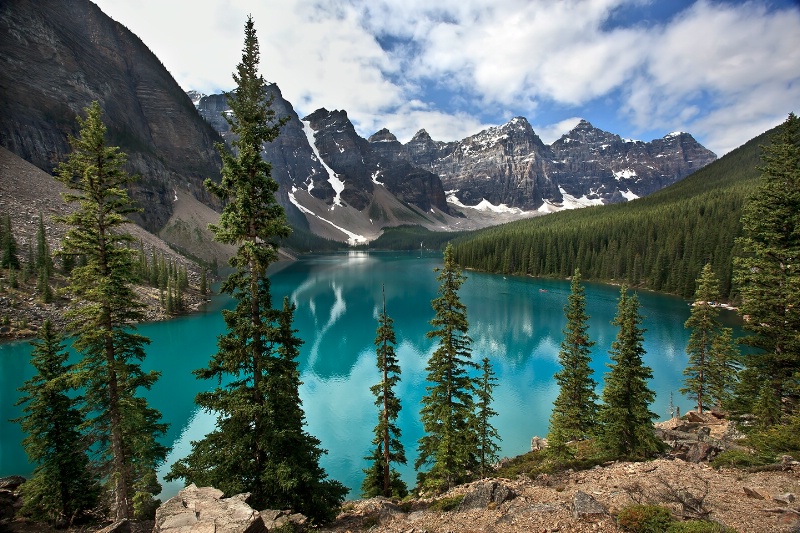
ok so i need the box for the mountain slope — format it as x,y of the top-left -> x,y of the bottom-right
450,123 -> 774,299
0,0 -> 222,235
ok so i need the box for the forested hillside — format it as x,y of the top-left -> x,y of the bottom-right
450,125 -> 777,300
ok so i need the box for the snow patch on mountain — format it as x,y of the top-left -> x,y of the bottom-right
613,168 -> 637,180
447,191 -> 529,214
289,187 -> 367,245
558,187 -> 606,209
302,120 -> 344,208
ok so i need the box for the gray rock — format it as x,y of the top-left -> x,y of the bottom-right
530,436 -> 548,451
153,484 -> 266,533
572,491 -> 607,519
773,493 -> 796,505
0,476 -> 25,491
686,442 -> 720,463
458,481 -> 516,510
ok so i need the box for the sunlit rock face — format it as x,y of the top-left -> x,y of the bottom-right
404,118 -> 717,211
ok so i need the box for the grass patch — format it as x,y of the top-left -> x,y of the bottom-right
711,449 -> 773,469
428,495 -> 464,512
617,504 -> 673,532
495,440 -> 608,479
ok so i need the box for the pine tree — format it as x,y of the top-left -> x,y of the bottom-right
199,267 -> 208,296
35,213 -> 53,303
13,320 -> 99,526
475,357 -> 501,479
734,112 -> 800,425
1,213 -> 20,270
681,263 -> 722,413
598,287 -> 663,460
548,269 -> 598,456
166,16 -> 345,523
708,327 -> 739,410
416,243 -> 479,492
54,101 -> 167,520
362,288 -> 407,498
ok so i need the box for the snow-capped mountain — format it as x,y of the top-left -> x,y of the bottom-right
192,87 -> 716,243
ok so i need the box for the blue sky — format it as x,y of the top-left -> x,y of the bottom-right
93,0 -> 799,155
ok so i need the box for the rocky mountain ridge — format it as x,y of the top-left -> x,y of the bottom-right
193,90 -> 716,243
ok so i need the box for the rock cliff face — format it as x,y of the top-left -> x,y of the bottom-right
194,93 -> 452,239
0,0 -> 222,233
403,118 -> 717,210
403,117 -> 559,209
547,120 -> 716,205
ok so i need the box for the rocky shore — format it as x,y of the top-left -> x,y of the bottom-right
2,411 -> 799,533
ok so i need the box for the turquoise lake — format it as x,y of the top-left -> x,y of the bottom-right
0,251 -> 742,498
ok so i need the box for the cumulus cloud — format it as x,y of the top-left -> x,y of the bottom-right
94,0 -> 800,154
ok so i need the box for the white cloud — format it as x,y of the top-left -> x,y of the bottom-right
620,0 -> 800,153
533,117 -> 583,145
93,0 -> 800,155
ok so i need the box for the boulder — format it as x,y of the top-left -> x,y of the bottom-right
572,491 -> 607,519
530,436 -> 548,451
743,487 -> 765,499
153,484 -> 266,533
773,493 -> 796,505
0,489 -> 20,522
458,481 -> 516,511
686,411 -> 706,423
0,476 -> 25,491
685,442 -> 720,463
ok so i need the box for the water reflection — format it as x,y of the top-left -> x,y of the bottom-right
0,252 -> 741,499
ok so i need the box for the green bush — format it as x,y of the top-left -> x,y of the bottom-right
711,449 -> 772,469
428,495 -> 464,512
666,520 -> 737,533
617,504 -> 673,532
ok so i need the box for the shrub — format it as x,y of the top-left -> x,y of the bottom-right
428,495 -> 464,512
617,504 -> 673,532
711,449 -> 772,469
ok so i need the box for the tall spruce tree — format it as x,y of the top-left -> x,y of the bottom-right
1,213 -> 20,270
14,320 -> 98,526
166,16 -> 345,522
416,243 -> 479,492
548,269 -> 598,456
475,357 -> 501,479
362,287 -> 407,498
708,327 -> 739,410
682,263 -> 723,413
598,287 -> 663,459
35,213 -> 53,303
734,112 -> 800,426
54,101 -> 167,520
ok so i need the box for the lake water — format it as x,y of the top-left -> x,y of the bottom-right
0,251 -> 742,498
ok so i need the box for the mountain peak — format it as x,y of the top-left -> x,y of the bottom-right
368,128 -> 398,143
411,129 -> 433,142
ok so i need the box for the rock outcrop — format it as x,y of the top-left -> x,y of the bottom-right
153,484 -> 308,533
